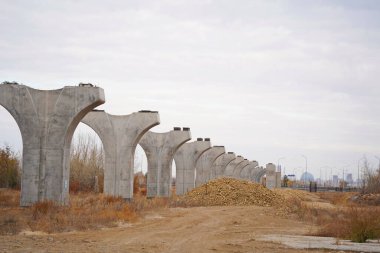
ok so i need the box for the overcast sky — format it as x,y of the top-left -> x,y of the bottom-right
1,0 -> 379,180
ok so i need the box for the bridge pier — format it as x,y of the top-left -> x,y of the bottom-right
0,83 -> 105,206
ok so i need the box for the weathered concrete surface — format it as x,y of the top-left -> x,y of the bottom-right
211,152 -> 236,179
223,156 -> 245,177
174,138 -> 211,195
251,166 -> 266,183
276,171 -> 282,188
195,146 -> 225,187
139,128 -> 191,197
240,161 -> 259,180
0,83 -> 105,206
232,159 -> 249,178
82,110 -> 160,199
265,163 -> 277,189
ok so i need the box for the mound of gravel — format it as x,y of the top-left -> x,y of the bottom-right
181,178 -> 284,207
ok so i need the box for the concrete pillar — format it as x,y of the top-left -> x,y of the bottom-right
224,156 -> 245,177
232,158 -> 250,178
211,152 -> 236,179
0,83 -> 105,206
81,110 -> 160,199
276,171 -> 282,188
266,163 -> 277,189
174,138 -> 211,195
240,161 -> 259,180
139,127 -> 191,197
251,166 -> 266,183
195,145 -> 225,187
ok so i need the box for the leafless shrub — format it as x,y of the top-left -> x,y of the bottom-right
290,191 -> 380,243
360,157 -> 380,194
0,145 -> 21,189
315,206 -> 380,243
70,133 -> 104,193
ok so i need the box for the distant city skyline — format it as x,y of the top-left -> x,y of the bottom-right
1,0 -> 380,179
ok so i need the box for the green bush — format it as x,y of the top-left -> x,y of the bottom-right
0,145 -> 21,189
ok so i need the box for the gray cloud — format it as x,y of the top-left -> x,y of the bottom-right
1,0 -> 380,178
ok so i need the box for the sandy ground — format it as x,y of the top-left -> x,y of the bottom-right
0,205 -> 354,253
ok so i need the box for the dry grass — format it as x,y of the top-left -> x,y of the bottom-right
70,133 -> 104,193
315,206 -> 380,243
287,191 -> 380,243
0,188 -> 20,207
317,191 -> 355,206
26,193 -> 138,233
0,189 -> 171,235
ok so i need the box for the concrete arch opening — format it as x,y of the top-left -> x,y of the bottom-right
0,107 -> 22,151
139,128 -> 191,198
133,144 -> 148,196
70,123 -> 105,193
0,84 -> 105,205
172,159 -> 177,195
0,107 -> 23,189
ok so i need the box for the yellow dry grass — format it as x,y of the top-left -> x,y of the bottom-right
0,189 -> 169,235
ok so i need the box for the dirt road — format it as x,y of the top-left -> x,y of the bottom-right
0,205 -> 342,253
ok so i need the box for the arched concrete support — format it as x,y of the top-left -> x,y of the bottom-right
81,110 -> 160,199
211,152 -> 236,179
139,128 -> 191,197
252,167 -> 266,183
0,83 -> 105,206
240,161 -> 259,180
223,156 -> 245,177
232,159 -> 249,179
174,138 -> 211,195
195,145 -> 225,187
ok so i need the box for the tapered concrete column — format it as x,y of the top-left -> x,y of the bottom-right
82,110 -> 160,199
240,161 -> 259,180
266,163 -> 277,189
232,159 -> 250,178
174,138 -> 211,195
0,83 -> 105,206
211,152 -> 236,178
224,156 -> 245,177
195,145 -> 225,187
139,127 -> 191,197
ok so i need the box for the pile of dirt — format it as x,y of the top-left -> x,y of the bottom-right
273,188 -> 315,202
180,178 -> 285,207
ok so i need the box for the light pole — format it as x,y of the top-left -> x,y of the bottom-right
301,154 -> 308,187
320,166 -> 334,187
375,156 -> 380,170
277,157 -> 286,174
358,156 -> 365,188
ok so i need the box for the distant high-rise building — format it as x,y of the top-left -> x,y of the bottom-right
346,173 -> 353,185
333,175 -> 339,187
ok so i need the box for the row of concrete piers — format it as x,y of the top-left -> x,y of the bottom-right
0,83 -> 280,206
